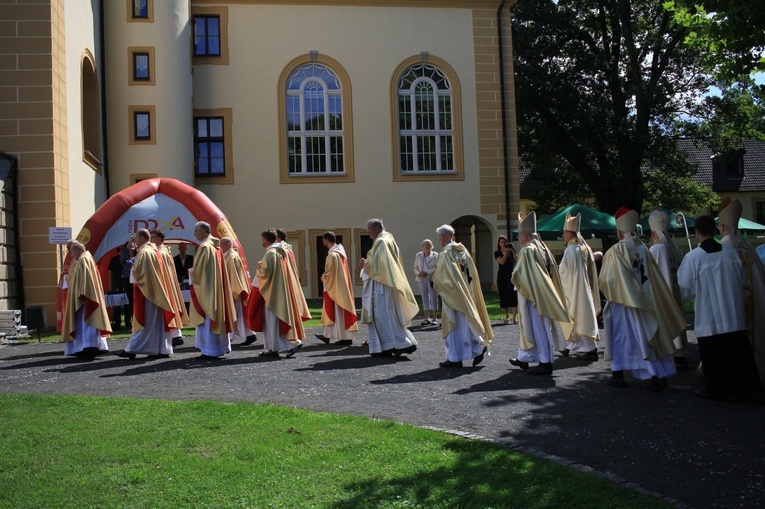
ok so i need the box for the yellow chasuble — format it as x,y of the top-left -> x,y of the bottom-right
598,240 -> 685,360
559,239 -> 599,341
156,244 -> 189,327
433,242 -> 493,343
579,236 -> 601,314
721,234 -> 765,379
189,236 -> 237,334
61,251 -> 112,341
257,246 -> 300,341
281,242 -> 311,326
511,240 -> 571,350
361,231 -> 419,324
225,248 -> 251,303
320,246 -> 359,331
132,243 -> 182,332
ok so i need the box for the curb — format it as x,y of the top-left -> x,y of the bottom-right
421,425 -> 692,509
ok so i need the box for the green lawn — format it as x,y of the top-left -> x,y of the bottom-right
0,394 -> 668,509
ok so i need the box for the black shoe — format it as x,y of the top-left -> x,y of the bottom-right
114,350 -> 136,360
335,339 -> 353,346
439,360 -> 463,368
509,358 -> 529,370
371,351 -> 394,358
560,348 -> 570,357
674,356 -> 689,371
315,334 -> 330,344
147,354 -> 170,359
473,347 -> 487,367
528,363 -> 552,376
242,334 -> 258,346
285,341 -> 303,358
606,377 -> 627,388
171,338 -> 184,347
258,350 -> 280,357
581,349 -> 599,361
393,345 -> 417,357
646,378 -> 669,392
198,354 -> 221,360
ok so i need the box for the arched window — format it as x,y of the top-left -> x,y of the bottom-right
81,51 -> 102,172
278,54 -> 354,184
391,56 -> 463,181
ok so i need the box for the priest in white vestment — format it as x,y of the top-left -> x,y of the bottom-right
509,212 -> 571,376
677,215 -> 762,400
648,211 -> 689,370
316,231 -> 358,345
189,221 -> 236,359
718,197 -> 765,382
599,208 -> 685,391
249,229 -> 304,358
558,212 -> 600,360
151,229 -> 188,348
221,237 -> 258,346
360,218 -> 419,358
116,229 -> 182,359
60,241 -> 111,359
432,224 -> 493,368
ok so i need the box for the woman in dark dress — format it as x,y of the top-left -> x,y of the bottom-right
495,235 -> 518,324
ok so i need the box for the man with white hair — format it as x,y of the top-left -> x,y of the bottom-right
648,210 -> 689,370
432,224 -> 493,368
359,218 -> 418,358
189,221 -> 236,359
718,197 -> 765,381
558,212 -> 600,361
115,229 -> 184,360
221,236 -> 258,346
60,241 -> 111,359
509,212 -> 571,375
599,207 -> 685,391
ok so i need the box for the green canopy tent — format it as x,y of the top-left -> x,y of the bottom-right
534,204 -> 616,241
716,216 -> 765,236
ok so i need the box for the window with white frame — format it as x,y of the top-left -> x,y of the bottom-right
397,64 -> 454,174
286,63 -> 345,176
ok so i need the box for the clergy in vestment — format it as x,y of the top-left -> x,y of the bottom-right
648,211 -> 689,370
316,231 -> 358,345
276,229 -> 311,342
558,212 -> 600,360
677,215 -> 762,400
221,237 -> 258,346
189,221 -> 236,358
249,229 -> 304,358
599,207 -> 685,391
360,218 -> 419,357
509,212 -> 571,375
432,224 -> 493,368
718,197 -> 765,382
115,229 -> 182,359
151,229 -> 188,347
60,241 -> 111,359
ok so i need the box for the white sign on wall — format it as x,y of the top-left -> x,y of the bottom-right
49,227 -> 73,244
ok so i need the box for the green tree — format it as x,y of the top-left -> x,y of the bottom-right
664,0 -> 765,82
514,0 -> 714,215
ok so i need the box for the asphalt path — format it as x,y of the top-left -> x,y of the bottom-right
1,322 -> 763,508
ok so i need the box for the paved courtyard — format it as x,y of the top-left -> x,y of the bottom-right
1,322 -> 763,508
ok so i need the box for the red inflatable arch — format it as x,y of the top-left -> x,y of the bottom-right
65,177 -> 249,296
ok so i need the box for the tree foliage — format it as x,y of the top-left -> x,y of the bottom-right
664,0 -> 765,82
513,0 -> 715,215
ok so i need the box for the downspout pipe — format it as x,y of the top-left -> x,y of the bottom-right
99,0 -> 110,197
497,0 -> 517,239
